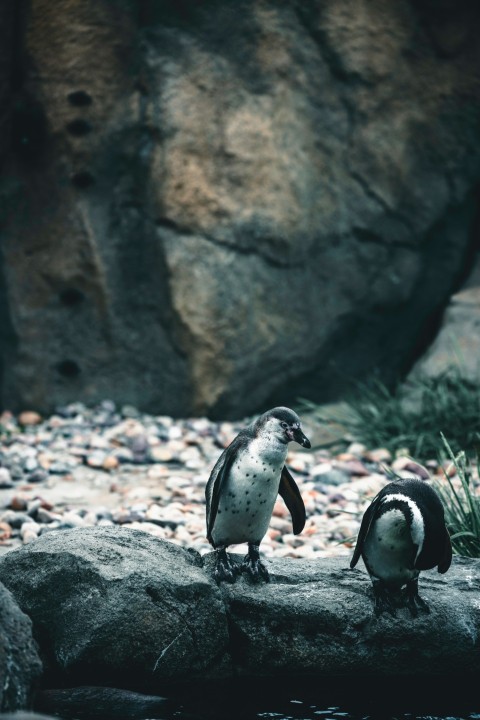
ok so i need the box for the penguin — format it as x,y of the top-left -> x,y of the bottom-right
350,474 -> 452,616
205,406 -> 310,583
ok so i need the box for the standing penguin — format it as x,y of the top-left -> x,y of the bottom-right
350,474 -> 452,616
206,407 -> 310,583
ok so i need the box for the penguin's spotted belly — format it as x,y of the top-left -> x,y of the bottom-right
364,509 -> 417,587
211,446 -> 285,547
205,406 -> 310,583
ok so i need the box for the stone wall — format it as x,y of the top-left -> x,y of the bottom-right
1,0 -> 480,418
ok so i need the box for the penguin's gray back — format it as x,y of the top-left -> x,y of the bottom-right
210,435 -> 288,547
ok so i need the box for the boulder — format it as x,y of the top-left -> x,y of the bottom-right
1,526 -> 480,693
1,1 -> 480,418
206,553 -> 480,677
0,527 -> 230,693
407,253 -> 480,384
0,583 -> 42,712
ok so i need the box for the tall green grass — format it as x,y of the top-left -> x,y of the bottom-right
303,370 -> 480,460
301,370 -> 480,557
434,434 -> 480,558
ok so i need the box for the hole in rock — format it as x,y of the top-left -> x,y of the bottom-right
67,90 -> 92,107
56,360 -> 81,378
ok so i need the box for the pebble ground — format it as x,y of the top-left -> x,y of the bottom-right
0,401 -> 452,561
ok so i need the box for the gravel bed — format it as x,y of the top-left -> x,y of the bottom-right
0,401 -> 449,560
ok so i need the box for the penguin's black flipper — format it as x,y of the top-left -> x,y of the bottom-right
350,493 -> 382,569
438,530 -> 453,573
206,433 -> 249,543
407,479 -> 453,573
279,466 -> 306,535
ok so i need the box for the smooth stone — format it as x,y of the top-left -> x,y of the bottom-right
0,468 -> 12,487
10,497 -> 28,512
313,468 -> 350,486
23,457 -> 38,472
0,527 -> 229,692
48,462 -> 72,475
26,469 -> 49,484
18,411 -> 42,426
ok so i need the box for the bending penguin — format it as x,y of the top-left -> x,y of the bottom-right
350,472 -> 452,616
206,406 -> 310,583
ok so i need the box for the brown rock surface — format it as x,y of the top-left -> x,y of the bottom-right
1,1 -> 480,418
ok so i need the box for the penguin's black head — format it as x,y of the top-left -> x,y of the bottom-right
262,406 -> 311,448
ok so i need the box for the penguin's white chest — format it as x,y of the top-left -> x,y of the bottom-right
211,437 -> 287,546
363,509 -> 417,587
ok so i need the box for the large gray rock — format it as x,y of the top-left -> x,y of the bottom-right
0,583 -> 42,712
1,526 -> 480,691
408,253 -> 480,384
0,527 -> 230,692
1,1 -> 480,418
207,553 -> 480,677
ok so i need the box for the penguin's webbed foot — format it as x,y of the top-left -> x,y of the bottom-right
404,579 -> 430,617
214,548 -> 240,584
242,556 -> 270,583
372,582 -> 397,617
242,544 -> 270,583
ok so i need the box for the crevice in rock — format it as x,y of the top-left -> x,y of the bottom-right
293,2 -> 375,87
221,601 -> 252,668
157,217 -> 306,270
352,227 -> 418,252
144,585 -> 200,670
202,231 -> 305,269
151,221 -> 192,366
350,171 -> 416,238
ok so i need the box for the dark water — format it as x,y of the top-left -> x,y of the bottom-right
168,678 -> 479,720
37,677 -> 480,720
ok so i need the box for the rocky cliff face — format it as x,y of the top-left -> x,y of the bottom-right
1,0 -> 480,418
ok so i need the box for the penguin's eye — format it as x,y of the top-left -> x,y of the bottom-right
280,422 -> 288,429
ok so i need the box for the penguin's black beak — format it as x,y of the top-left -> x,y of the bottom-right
293,427 -> 311,449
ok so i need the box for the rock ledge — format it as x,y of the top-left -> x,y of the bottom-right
0,526 -> 478,694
